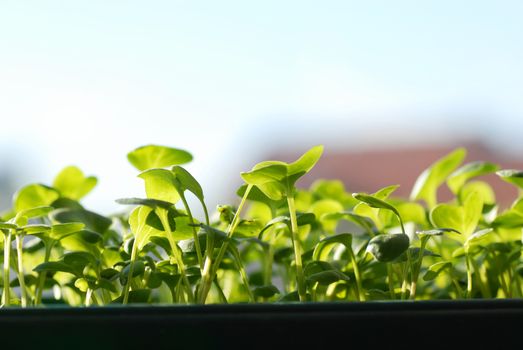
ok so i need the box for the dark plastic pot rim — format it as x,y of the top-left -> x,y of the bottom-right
1,298 -> 523,316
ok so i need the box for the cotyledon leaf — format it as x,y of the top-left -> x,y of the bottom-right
410,148 -> 466,208
53,166 -> 98,200
447,161 -> 499,194
127,145 -> 193,171
497,169 -> 523,189
366,233 -> 410,263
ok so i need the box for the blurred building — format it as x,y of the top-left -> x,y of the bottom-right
273,141 -> 523,210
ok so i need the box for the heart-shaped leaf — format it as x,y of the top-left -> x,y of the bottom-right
127,145 -> 192,171
241,145 -> 324,200
53,166 -> 98,200
430,191 -> 483,239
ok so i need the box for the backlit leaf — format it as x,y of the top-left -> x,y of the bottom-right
14,184 -> 59,213
127,145 -> 192,171
410,148 -> 466,208
53,166 -> 98,200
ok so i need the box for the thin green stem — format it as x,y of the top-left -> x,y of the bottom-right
180,194 -> 203,270
400,262 -> 409,300
213,278 -> 229,304
231,248 -> 255,302
410,236 -> 429,300
465,252 -> 473,299
35,241 -> 54,306
198,184 -> 252,304
122,237 -> 139,305
470,257 -> 491,298
348,247 -> 364,301
15,234 -> 27,307
499,270 -> 511,298
387,263 -> 395,300
85,288 -> 94,307
263,245 -> 274,287
286,193 -> 307,302
199,201 -> 214,302
311,282 -> 319,302
2,230 -> 12,307
158,209 -> 194,303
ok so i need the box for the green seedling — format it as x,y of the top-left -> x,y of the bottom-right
0,145 -> 522,307
353,190 -> 411,298
430,191 -> 486,298
410,147 -> 466,208
240,145 -> 323,302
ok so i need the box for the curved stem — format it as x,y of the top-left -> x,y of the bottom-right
230,247 -> 255,303
348,247 -> 365,301
158,209 -> 194,303
180,194 -> 203,270
198,184 -> 252,304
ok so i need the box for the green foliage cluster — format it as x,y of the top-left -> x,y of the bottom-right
1,144 -> 523,307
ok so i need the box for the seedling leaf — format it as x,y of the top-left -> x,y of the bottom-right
410,148 -> 466,208
497,169 -> 523,189
14,184 -> 59,213
127,145 -> 192,171
447,161 -> 499,194
138,168 -> 180,204
53,166 -> 98,200
366,233 -> 410,263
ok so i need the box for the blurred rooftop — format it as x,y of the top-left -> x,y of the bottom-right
271,140 -> 523,209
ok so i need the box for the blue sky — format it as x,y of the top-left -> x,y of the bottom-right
1,1 -> 522,213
